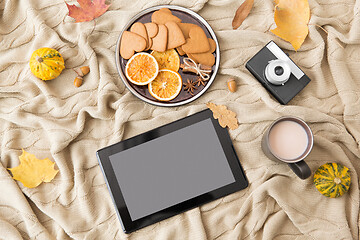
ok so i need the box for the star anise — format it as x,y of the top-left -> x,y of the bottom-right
183,79 -> 197,95
195,76 -> 208,86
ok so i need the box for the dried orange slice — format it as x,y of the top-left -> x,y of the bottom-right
125,52 -> 159,85
148,69 -> 182,101
151,49 -> 180,72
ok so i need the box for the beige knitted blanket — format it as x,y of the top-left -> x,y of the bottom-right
0,0 -> 359,239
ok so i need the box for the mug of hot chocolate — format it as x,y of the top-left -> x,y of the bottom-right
261,116 -> 313,179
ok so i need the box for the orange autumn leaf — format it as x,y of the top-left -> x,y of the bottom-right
8,150 -> 59,188
66,0 -> 110,23
271,0 -> 310,51
232,0 -> 254,30
207,103 -> 239,130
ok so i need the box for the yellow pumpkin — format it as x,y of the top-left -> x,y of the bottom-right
314,163 -> 351,198
29,48 -> 65,81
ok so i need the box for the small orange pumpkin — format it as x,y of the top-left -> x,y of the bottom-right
29,48 -> 65,81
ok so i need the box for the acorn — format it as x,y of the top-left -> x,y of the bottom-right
74,66 -> 90,77
73,66 -> 90,88
227,78 -> 237,92
74,76 -> 83,88
79,66 -> 90,76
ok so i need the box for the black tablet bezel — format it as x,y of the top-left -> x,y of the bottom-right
97,109 -> 248,233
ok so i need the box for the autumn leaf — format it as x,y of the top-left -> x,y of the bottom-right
207,103 -> 239,130
271,0 -> 310,51
232,0 -> 254,30
66,0 -> 110,23
8,150 -> 59,188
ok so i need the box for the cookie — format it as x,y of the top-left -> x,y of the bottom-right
120,31 -> 147,59
130,22 -> 148,47
151,24 -> 168,52
208,38 -> 217,53
177,23 -> 200,39
151,8 -> 181,25
165,21 -> 186,49
144,22 -> 158,38
188,52 -> 215,66
187,38 -> 217,66
159,8 -> 172,13
181,27 -> 210,54
144,22 -> 158,50
145,38 -> 153,51
176,46 -> 186,56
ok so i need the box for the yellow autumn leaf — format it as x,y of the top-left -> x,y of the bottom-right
271,0 -> 310,51
207,103 -> 239,130
8,150 -> 59,188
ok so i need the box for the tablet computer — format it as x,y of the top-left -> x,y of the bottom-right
97,109 -> 248,233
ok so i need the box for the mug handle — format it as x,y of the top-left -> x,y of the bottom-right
288,161 -> 311,179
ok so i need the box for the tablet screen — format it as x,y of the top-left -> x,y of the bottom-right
109,118 -> 236,221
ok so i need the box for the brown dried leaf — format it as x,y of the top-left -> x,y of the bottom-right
207,103 -> 239,130
232,0 -> 254,30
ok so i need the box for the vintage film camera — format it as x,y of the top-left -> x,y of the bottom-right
246,41 -> 311,104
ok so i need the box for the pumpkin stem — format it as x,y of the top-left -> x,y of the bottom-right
36,56 -> 43,63
334,177 -> 342,185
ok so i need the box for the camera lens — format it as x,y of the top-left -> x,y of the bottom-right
274,66 -> 284,76
264,60 -> 291,85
